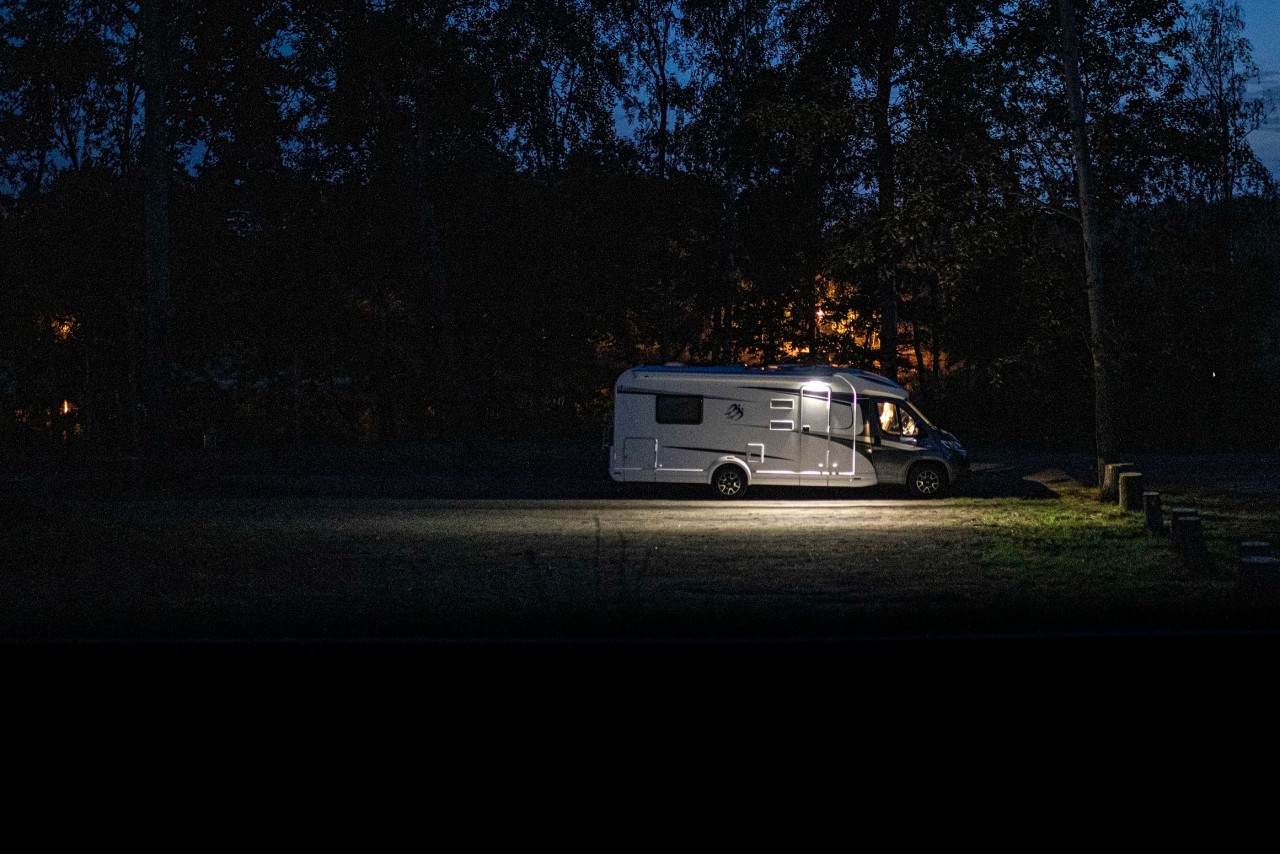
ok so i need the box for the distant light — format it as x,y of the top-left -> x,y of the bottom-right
61,400 -> 71,415
49,315 -> 79,342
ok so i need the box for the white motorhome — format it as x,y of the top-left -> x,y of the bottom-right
608,364 -> 968,499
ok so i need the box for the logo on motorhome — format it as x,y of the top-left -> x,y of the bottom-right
725,404 -> 744,420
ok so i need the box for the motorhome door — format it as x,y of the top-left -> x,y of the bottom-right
799,384 -> 831,485
827,384 -> 858,482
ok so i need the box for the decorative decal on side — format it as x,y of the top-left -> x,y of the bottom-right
725,403 -> 744,421
664,445 -> 793,462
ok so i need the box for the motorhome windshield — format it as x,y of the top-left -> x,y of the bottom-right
906,402 -> 936,427
905,401 -> 937,430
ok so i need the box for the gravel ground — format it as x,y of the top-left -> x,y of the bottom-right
2,445 -> 1277,656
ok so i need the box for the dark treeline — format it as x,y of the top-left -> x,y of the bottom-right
1,0 -> 1276,454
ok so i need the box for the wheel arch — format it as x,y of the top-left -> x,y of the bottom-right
905,456 -> 950,479
707,456 -> 752,485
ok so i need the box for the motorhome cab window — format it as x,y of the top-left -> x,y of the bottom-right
877,401 -> 919,437
655,394 -> 703,425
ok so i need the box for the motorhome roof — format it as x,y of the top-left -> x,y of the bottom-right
623,363 -> 908,395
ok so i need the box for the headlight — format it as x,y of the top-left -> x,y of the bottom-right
942,439 -> 964,452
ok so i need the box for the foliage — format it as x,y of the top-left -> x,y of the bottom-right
0,0 -> 1277,448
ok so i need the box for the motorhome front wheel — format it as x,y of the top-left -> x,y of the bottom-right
908,463 -> 948,499
712,465 -> 748,500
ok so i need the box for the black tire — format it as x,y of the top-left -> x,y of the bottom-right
907,462 -> 948,499
711,464 -> 749,500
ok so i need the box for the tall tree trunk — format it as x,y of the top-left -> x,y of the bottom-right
809,289 -> 819,362
719,183 -> 740,363
912,316 -> 927,393
875,0 -> 899,382
1058,0 -> 1116,492
374,296 -> 398,441
419,187 -> 468,410
34,149 -> 47,196
121,81 -> 138,178
656,73 -> 669,183
656,9 -> 671,183
414,141 -> 476,435
142,0 -> 172,454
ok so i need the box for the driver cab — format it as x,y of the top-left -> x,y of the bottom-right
864,397 -> 931,484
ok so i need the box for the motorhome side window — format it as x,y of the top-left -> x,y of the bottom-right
832,399 -> 855,430
655,394 -> 703,425
877,401 -> 919,437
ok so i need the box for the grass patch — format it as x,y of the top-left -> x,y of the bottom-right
973,501 -> 1143,574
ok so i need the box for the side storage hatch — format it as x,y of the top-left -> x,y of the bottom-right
621,437 -> 657,481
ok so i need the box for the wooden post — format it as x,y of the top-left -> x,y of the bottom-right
1169,508 -> 1199,552
1179,515 -> 1210,572
1101,462 -> 1135,503
1239,541 -> 1272,559
1143,492 -> 1163,535
1118,472 -> 1143,511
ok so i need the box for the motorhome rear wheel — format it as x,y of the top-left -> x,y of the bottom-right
712,464 -> 748,500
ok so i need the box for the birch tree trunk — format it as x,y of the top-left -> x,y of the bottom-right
875,0 -> 900,382
143,0 -> 172,454
1058,0 -> 1116,493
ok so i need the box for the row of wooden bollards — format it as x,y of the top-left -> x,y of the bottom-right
1102,462 -> 1279,587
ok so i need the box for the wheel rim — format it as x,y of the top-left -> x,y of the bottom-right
716,469 -> 743,496
914,468 -> 941,495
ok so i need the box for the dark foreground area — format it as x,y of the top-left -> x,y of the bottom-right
3,442 -> 1279,685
